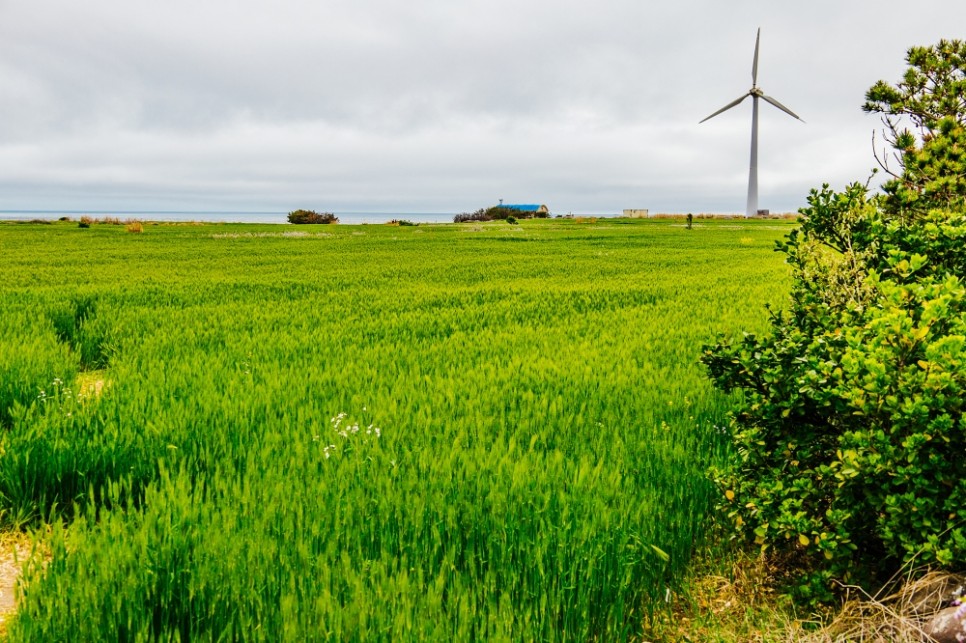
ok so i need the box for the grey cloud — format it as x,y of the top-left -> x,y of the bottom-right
1,0 -> 964,214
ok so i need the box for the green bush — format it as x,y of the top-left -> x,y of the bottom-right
287,209 -> 338,224
453,206 -> 546,223
486,206 -> 541,220
453,208 -> 488,223
702,40 -> 966,602
486,206 -> 517,220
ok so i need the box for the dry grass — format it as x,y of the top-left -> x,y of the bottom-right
125,220 -> 144,234
642,550 -> 806,642
210,231 -> 331,239
644,213 -> 801,220
77,216 -> 129,225
642,549 -> 964,643
76,371 -> 108,398
798,571 -> 964,643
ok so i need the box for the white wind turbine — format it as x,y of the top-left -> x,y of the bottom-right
700,28 -> 804,217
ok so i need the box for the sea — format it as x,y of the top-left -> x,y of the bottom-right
0,211 -> 618,225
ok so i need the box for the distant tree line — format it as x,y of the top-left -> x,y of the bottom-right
454,206 -> 549,223
287,210 -> 338,224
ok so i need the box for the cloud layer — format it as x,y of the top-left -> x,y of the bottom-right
1,0 -> 964,214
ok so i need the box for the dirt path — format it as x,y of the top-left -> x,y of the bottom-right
0,533 -> 34,636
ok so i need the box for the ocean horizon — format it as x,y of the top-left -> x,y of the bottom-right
0,210 -> 624,225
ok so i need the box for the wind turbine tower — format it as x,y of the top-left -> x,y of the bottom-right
700,28 -> 804,217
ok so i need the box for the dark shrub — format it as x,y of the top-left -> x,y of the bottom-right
287,210 -> 338,224
454,209 -> 489,223
486,206 -> 526,220
454,206 -> 544,223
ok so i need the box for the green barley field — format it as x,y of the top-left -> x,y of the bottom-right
0,217 -> 793,641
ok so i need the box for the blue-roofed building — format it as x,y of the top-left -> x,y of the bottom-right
501,204 -> 550,215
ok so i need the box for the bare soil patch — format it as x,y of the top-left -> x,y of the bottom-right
0,532 -> 35,636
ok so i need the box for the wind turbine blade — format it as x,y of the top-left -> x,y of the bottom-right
761,94 -> 804,122
752,28 -> 760,86
699,93 -> 750,123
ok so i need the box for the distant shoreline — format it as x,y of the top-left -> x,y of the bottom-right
0,211 -> 798,225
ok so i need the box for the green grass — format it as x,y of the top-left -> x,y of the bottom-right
0,217 -> 793,641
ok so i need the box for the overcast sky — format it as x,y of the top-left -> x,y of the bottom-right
1,0 -> 964,215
